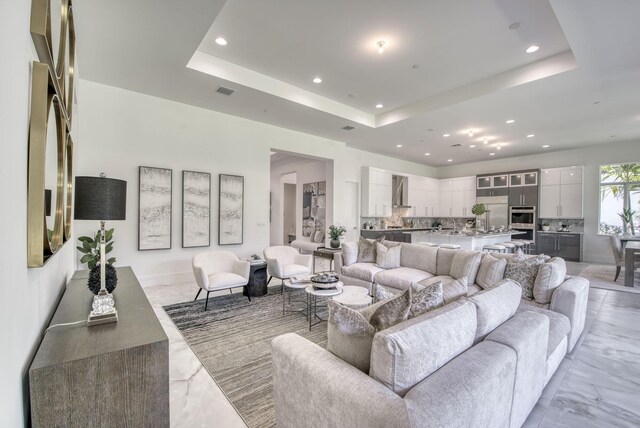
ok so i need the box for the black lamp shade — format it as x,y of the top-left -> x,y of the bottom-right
74,176 -> 127,220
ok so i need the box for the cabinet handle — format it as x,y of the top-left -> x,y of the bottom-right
523,194 -> 526,205
559,205 -> 562,217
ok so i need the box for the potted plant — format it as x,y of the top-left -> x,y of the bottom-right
328,225 -> 347,249
471,203 -> 487,231
618,208 -> 637,236
76,228 -> 118,294
541,222 -> 550,231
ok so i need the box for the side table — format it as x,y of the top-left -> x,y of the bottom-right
305,282 -> 343,330
312,247 -> 343,273
244,262 -> 268,297
333,285 -> 372,309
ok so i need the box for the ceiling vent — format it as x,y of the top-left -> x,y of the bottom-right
216,86 -> 235,96
342,125 -> 356,131
450,143 -> 462,147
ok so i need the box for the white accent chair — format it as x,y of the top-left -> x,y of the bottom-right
263,246 -> 313,285
192,251 -> 251,311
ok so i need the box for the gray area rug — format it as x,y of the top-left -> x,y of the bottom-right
578,264 -> 640,294
163,286 -> 328,428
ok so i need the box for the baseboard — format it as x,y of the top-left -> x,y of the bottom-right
138,271 -> 194,288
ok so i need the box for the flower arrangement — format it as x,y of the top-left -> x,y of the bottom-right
328,225 -> 347,240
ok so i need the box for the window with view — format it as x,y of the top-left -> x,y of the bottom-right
599,163 -> 640,235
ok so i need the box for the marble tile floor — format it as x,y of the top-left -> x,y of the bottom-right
144,260 -> 640,428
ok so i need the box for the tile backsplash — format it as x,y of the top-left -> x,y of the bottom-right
537,218 -> 584,232
361,216 -> 474,230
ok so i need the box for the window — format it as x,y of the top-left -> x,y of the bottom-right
599,163 -> 640,235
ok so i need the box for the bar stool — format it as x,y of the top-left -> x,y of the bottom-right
440,244 -> 462,249
499,242 -> 517,253
482,244 -> 506,253
510,241 -> 525,253
512,240 -> 532,254
521,240 -> 535,254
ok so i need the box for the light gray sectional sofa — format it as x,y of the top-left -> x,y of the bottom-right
271,242 -> 589,428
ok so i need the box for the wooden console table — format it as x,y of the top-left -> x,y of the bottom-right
29,267 -> 169,427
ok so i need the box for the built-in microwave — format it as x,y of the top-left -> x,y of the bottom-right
510,206 -> 536,228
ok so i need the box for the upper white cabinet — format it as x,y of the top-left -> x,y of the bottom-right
362,167 -> 392,216
408,176 -> 440,217
440,176 -> 476,217
539,166 -> 584,218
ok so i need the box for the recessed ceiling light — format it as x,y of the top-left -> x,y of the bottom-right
313,77 -> 322,84
470,145 -> 476,148
506,119 -> 515,124
526,134 -> 535,138
376,104 -> 384,109
497,146 -> 501,150
396,144 -> 402,148
447,159 -> 453,162
489,153 -> 496,156
542,145 -> 550,148
425,153 -> 430,156
525,45 -> 540,53
443,133 -> 450,137
215,37 -> 228,46
377,40 -> 386,54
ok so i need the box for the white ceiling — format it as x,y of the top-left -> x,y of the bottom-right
75,0 -> 640,166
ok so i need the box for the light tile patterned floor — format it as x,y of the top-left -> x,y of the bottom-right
144,260 -> 640,427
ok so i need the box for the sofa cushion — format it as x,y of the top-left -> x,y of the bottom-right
369,289 -> 411,331
436,248 -> 458,276
476,254 -> 508,289
467,284 -> 482,296
342,242 -> 358,266
357,236 -> 384,263
342,263 -> 384,283
400,243 -> 438,274
370,299 -> 478,396
518,298 -> 550,310
327,300 -> 376,373
517,305 -> 571,358
533,257 -> 567,304
504,250 -> 547,300
375,267 -> 433,290
450,250 -> 482,286
410,282 -> 444,317
376,242 -> 401,269
468,279 -> 522,342
419,275 -> 468,304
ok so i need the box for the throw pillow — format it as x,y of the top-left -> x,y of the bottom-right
449,250 -> 483,286
342,242 -> 358,266
504,250 -> 546,300
327,300 -> 376,373
443,276 -> 469,304
476,253 -> 508,289
533,257 -> 567,304
409,281 -> 444,318
369,289 -> 411,331
375,242 -> 401,269
374,284 -> 394,302
357,236 -> 384,263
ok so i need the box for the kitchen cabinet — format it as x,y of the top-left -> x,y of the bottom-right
361,167 -> 392,216
407,176 -> 439,217
508,185 -> 538,206
509,171 -> 538,187
539,166 -> 584,218
476,174 -> 509,196
536,232 -> 582,261
440,176 -> 475,217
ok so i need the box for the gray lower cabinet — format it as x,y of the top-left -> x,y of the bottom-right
361,230 -> 411,243
29,267 -> 169,427
536,232 -> 582,261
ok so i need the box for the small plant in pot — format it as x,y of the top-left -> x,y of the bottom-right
471,203 -> 487,231
76,228 -> 118,294
542,222 -> 550,231
328,225 -> 347,249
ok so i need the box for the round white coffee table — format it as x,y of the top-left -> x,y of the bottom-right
305,282 -> 343,330
333,286 -> 372,309
283,280 -> 311,316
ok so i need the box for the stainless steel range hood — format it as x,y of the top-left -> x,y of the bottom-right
392,175 -> 412,208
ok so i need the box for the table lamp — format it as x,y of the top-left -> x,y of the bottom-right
74,173 -> 127,326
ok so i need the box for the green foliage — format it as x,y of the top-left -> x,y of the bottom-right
471,203 -> 487,216
600,163 -> 640,200
600,222 -> 623,235
328,225 -> 347,240
76,228 -> 116,269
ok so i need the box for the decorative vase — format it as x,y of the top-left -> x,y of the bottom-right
88,264 -> 118,295
542,225 -> 550,231
330,239 -> 341,249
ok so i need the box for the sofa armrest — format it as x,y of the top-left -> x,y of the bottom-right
334,252 -> 344,274
265,258 -> 283,279
192,264 -> 208,289
232,260 -> 250,281
271,333 -> 410,428
294,254 -> 313,272
550,276 -> 589,352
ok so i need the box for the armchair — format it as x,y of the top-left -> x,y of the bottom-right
263,246 -> 312,285
192,251 -> 251,310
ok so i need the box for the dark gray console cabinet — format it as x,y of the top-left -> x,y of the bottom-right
29,267 -> 169,427
537,232 -> 582,261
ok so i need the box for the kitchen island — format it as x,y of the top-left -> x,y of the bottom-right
409,231 -> 525,251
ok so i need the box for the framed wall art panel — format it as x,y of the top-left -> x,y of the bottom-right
218,174 -> 244,245
182,170 -> 211,248
139,166 -> 172,250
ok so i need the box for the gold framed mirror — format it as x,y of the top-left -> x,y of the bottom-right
64,132 -> 74,241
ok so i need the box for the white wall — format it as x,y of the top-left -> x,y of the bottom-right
77,80 -> 434,285
0,3 -> 78,426
437,140 -> 640,263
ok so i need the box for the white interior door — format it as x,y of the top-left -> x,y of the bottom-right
343,181 -> 360,242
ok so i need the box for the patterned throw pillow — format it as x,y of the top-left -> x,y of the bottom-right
409,281 -> 444,318
327,300 -> 376,372
374,284 -> 394,302
369,289 -> 411,331
375,242 -> 401,269
476,253 -> 508,289
357,236 -> 385,263
504,250 -> 546,300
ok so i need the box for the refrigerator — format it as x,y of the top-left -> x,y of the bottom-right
476,196 -> 509,231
